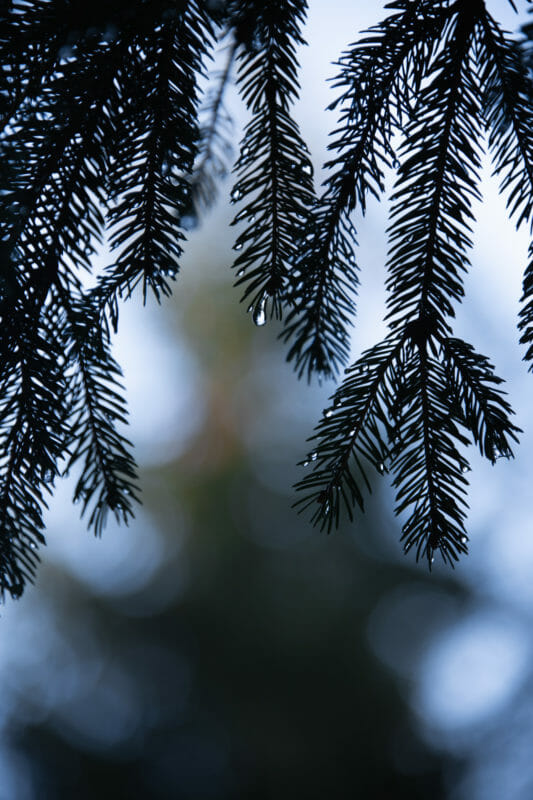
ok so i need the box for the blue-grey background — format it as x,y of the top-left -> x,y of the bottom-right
0,2 -> 531,797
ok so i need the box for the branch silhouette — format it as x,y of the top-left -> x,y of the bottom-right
1,0 -> 532,596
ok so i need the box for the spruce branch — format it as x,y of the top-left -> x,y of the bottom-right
188,36 -> 237,220
295,1 -> 528,566
441,337 -> 521,463
229,0 -> 315,325
385,4 -> 483,332
98,1 -> 213,319
0,287 -> 69,598
60,289 -> 140,538
281,0 -> 453,382
0,1 -> 212,597
391,343 -> 471,566
294,334 -> 404,532
475,11 -> 533,370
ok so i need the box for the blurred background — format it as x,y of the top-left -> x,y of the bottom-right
1,1 -> 533,798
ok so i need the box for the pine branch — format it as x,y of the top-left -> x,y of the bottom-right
281,0 -> 453,381
97,2 -> 213,321
476,11 -> 533,370
294,1 -> 528,565
380,6 -> 484,560
0,287 -> 68,598
0,1 -> 212,596
58,285 -> 140,538
188,36 -> 237,220
294,335 -> 403,532
386,6 -> 483,332
229,0 -> 315,324
391,344 -> 470,566
294,331 -> 500,565
0,51 -> 117,595
442,335 -> 521,457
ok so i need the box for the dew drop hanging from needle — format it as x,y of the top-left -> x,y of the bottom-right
252,296 -> 267,327
253,305 -> 266,327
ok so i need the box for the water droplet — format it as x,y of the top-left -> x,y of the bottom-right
325,409 -> 333,418
253,297 -> 267,327
349,428 -> 356,437
492,447 -> 508,461
378,462 -> 384,474
461,535 -> 468,544
302,163 -> 313,176
431,556 -> 435,563
42,468 -> 54,484
30,542 -> 37,550
393,158 -> 400,170
461,465 -> 471,474
310,452 -> 318,461
231,188 -> 242,203
302,460 -> 310,467
233,242 -> 243,251
241,145 -> 250,157
236,268 -> 245,277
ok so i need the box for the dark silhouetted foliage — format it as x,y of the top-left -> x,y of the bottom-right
1,0 -> 533,597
